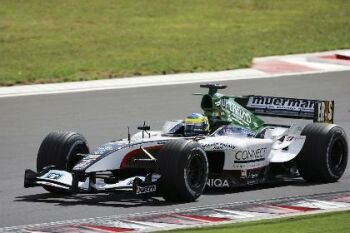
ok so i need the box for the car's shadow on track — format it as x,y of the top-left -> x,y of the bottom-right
15,191 -> 169,208
203,179 -> 320,195
15,179 -> 319,207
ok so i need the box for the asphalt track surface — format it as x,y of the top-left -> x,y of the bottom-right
0,71 -> 350,228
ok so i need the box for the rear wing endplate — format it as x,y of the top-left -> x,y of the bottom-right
235,95 -> 334,123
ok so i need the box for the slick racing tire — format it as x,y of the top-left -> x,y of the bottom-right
157,139 -> 208,203
37,131 -> 89,194
297,123 -> 348,183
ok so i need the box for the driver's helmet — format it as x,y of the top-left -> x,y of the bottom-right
184,113 -> 209,136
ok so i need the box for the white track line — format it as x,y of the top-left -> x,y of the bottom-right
1,49 -> 350,98
0,68 -> 348,99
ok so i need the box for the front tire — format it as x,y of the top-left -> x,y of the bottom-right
157,139 -> 208,203
36,131 -> 89,194
297,123 -> 348,183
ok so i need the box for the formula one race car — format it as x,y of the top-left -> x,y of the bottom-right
24,84 -> 348,203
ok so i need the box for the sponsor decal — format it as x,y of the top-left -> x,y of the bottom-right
73,154 -> 101,170
127,179 -> 134,186
206,178 -> 230,188
74,159 -> 93,170
87,154 -> 101,159
202,142 -> 235,150
220,98 -> 252,126
45,172 -> 63,180
248,172 -> 259,179
135,184 -> 156,195
234,147 -> 267,163
93,143 -> 118,155
316,101 -> 333,123
241,169 -> 262,182
247,96 -> 316,112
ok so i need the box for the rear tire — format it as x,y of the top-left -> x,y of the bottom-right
36,131 -> 89,194
297,123 -> 348,183
157,139 -> 208,203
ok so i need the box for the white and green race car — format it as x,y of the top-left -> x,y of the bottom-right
24,84 -> 348,202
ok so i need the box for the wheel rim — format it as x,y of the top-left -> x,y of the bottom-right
185,150 -> 207,190
329,138 -> 346,174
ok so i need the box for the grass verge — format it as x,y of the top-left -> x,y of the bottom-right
1,0 -> 350,86
162,210 -> 350,233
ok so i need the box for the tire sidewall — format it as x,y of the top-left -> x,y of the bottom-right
183,146 -> 208,199
297,123 -> 348,183
65,138 -> 89,171
37,131 -> 89,172
158,139 -> 209,202
325,127 -> 348,180
36,131 -> 89,194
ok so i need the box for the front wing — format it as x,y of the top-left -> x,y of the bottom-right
24,168 -> 160,195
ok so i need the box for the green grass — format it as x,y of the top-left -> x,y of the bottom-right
163,211 -> 350,233
1,0 -> 350,86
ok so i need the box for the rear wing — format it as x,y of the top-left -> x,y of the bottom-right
235,95 -> 334,123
